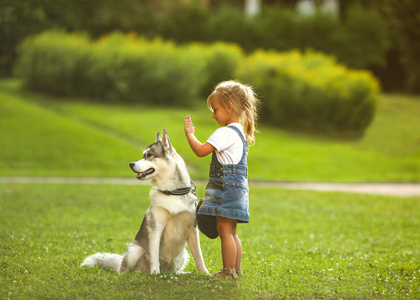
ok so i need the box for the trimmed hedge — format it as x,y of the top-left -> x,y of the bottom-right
15,31 -> 379,135
198,42 -> 244,97
15,31 -> 200,104
15,31 -> 243,105
13,32 -> 91,97
86,33 -> 207,104
236,51 -> 379,135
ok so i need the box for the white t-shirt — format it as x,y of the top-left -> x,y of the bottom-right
206,123 -> 245,165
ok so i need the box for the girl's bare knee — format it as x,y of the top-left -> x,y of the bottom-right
216,216 -> 237,237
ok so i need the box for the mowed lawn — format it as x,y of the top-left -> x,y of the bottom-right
0,183 -> 419,299
0,79 -> 419,182
0,79 -> 419,298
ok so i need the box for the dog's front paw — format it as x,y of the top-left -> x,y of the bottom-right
150,267 -> 160,275
150,265 -> 160,275
201,268 -> 210,275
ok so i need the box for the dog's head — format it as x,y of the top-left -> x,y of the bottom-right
129,129 -> 176,181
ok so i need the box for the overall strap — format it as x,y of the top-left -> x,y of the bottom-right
210,125 -> 248,168
227,125 -> 246,144
227,125 -> 248,166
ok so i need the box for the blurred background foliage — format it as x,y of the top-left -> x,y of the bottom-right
1,0 -> 419,93
15,30 -> 378,137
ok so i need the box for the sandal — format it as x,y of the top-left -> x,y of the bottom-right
212,268 -> 237,279
236,268 -> 243,276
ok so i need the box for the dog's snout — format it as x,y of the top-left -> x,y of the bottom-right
129,162 -> 135,168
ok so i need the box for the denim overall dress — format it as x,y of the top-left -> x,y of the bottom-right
197,125 -> 250,228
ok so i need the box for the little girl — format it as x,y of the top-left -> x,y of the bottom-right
184,80 -> 259,278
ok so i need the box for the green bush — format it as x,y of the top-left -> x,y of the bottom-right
15,31 -> 207,105
14,31 -> 91,97
15,31 -> 247,105
198,42 -> 244,96
87,33 -> 207,104
235,50 -> 379,136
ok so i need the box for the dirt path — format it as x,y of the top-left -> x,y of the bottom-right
1,176 -> 420,197
251,181 -> 420,197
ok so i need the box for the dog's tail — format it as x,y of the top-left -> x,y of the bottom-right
80,253 -> 123,272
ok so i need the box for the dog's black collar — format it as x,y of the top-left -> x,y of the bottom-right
158,181 -> 196,196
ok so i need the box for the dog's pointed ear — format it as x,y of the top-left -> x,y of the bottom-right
161,128 -> 173,153
156,131 -> 161,142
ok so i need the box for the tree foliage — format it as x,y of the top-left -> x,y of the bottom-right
380,0 -> 420,93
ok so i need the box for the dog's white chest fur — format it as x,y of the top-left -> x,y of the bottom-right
159,210 -> 194,245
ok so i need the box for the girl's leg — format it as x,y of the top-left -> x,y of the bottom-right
216,216 -> 239,270
232,224 -> 242,271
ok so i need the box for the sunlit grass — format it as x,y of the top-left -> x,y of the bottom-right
1,79 -> 419,299
1,183 -> 419,299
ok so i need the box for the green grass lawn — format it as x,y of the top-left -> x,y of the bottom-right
0,79 -> 419,182
1,80 -> 419,298
1,182 -> 418,299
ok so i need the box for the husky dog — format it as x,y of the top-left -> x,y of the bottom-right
81,129 -> 208,274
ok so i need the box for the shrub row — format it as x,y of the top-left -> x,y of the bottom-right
15,31 -> 244,104
15,31 -> 379,135
236,51 -> 379,134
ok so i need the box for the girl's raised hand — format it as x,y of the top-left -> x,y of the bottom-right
184,115 -> 195,136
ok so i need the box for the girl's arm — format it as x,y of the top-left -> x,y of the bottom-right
185,115 -> 215,157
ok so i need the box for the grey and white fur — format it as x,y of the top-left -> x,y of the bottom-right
81,129 -> 208,274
